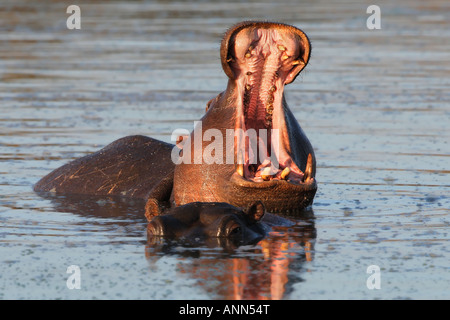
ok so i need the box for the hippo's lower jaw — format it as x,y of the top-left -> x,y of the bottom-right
230,171 -> 316,190
227,172 -> 317,213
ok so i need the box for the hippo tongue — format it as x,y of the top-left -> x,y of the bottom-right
225,24 -> 309,183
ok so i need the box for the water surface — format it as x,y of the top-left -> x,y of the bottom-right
0,0 -> 449,299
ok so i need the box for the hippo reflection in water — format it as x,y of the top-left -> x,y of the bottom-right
34,21 -> 317,239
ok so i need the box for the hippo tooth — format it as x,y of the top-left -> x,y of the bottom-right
261,167 -> 273,181
302,153 -> 313,182
282,54 -> 289,61
245,84 -> 251,91
292,60 -> 302,65
237,164 -> 244,176
245,52 -> 252,58
278,45 -> 286,51
281,167 -> 291,180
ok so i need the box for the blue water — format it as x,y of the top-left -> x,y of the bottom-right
0,0 -> 448,299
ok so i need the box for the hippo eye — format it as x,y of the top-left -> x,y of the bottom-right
229,226 -> 241,235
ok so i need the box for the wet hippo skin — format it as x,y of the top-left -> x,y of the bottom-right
34,21 -> 317,215
34,135 -> 175,201
146,201 -> 266,245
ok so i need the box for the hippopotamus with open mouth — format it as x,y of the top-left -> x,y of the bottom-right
34,21 -> 317,216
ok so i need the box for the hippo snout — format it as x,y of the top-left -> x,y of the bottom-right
147,218 -> 166,237
146,201 -> 266,245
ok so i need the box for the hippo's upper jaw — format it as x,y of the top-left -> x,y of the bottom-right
220,21 -> 317,211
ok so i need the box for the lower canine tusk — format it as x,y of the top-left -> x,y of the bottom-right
303,153 -> 313,182
281,167 -> 291,180
237,164 -> 244,176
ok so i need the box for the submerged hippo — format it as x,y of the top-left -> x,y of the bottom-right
34,21 -> 317,215
146,201 -> 266,245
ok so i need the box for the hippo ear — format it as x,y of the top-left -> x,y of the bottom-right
244,201 -> 265,223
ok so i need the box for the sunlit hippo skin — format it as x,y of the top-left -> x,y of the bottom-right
34,21 -> 317,214
146,201 -> 266,245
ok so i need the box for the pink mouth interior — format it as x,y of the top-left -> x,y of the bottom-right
228,27 -> 308,183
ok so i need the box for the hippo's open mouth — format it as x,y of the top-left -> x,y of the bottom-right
224,23 -> 314,186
